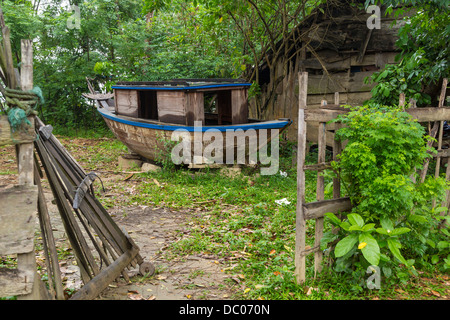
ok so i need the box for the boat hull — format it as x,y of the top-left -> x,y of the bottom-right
98,107 -> 292,165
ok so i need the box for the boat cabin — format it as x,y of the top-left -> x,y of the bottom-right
111,80 -> 252,126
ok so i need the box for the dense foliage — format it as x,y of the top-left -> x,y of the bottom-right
366,0 -> 449,107
320,105 -> 450,288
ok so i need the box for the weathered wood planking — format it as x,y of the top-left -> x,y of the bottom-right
307,71 -> 375,95
0,115 -> 36,146
115,90 -> 139,117
0,267 -> 34,297
0,185 -> 38,255
231,89 -> 248,124
304,107 -> 450,123
103,115 -> 288,164
186,92 -> 204,126
303,197 -> 353,220
157,91 -> 186,124
295,72 -> 308,284
407,107 -> 450,122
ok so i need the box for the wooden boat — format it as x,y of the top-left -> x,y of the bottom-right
86,79 -> 292,165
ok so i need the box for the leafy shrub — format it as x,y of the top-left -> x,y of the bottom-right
321,105 -> 449,286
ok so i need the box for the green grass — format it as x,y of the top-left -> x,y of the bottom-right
114,142 -> 448,300
51,133 -> 447,300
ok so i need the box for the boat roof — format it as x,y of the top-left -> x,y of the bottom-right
112,79 -> 252,91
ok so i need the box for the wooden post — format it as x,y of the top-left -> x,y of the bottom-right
295,72 -> 308,284
420,79 -> 448,183
16,39 -> 49,300
333,92 -> 342,200
434,79 -> 448,179
314,100 -> 327,276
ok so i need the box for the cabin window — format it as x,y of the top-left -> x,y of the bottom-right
138,90 -> 158,120
216,91 -> 232,125
202,91 -> 233,125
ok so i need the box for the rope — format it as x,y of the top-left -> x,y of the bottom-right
4,87 -> 43,132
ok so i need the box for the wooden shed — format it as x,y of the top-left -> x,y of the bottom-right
250,0 -> 406,143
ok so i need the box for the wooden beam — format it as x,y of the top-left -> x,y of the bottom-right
295,72 -> 308,284
305,107 -> 450,123
305,109 -> 348,122
70,246 -> 139,300
0,268 -> 34,297
304,162 -> 332,171
0,185 -> 38,255
231,88 -> 248,124
314,118 -> 326,276
304,197 -> 353,220
0,115 -> 35,146
407,107 -> 450,122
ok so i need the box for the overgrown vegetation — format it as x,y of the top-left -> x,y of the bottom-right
319,105 -> 449,290
366,0 -> 449,107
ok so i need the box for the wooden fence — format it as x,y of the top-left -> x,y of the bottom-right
294,72 -> 449,283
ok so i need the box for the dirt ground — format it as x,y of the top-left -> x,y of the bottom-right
0,140 -> 237,301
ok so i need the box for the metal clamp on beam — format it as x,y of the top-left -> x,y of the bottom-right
73,172 -> 104,209
38,124 -> 53,140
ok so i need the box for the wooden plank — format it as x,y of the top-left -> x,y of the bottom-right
307,71 -> 374,95
419,80 -> 448,183
0,15 -> 16,89
231,88 -> 248,124
434,149 -> 450,158
34,164 -> 65,300
186,91 -> 204,126
333,93 -> 342,200
305,107 -> 450,123
17,142 -> 34,185
0,268 -> 34,297
314,120 -> 326,276
0,115 -> 36,146
304,197 -> 353,220
304,162 -> 332,171
115,89 -> 139,118
306,91 -> 372,105
70,246 -> 139,300
17,38 -> 45,300
295,72 -> 308,284
305,109 -> 348,122
0,185 -> 38,255
157,91 -> 186,124
407,107 -> 450,122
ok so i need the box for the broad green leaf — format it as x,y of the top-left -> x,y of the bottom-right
324,212 -> 341,226
359,233 -> 380,265
376,227 -> 388,235
362,223 -> 375,232
426,239 -> 436,248
387,238 -> 407,265
390,227 -> 411,236
335,234 -> 358,258
349,225 -> 362,231
407,214 -> 428,224
348,213 -> 364,228
437,241 -> 449,250
339,221 -> 351,231
431,255 -> 439,264
380,218 -> 394,231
